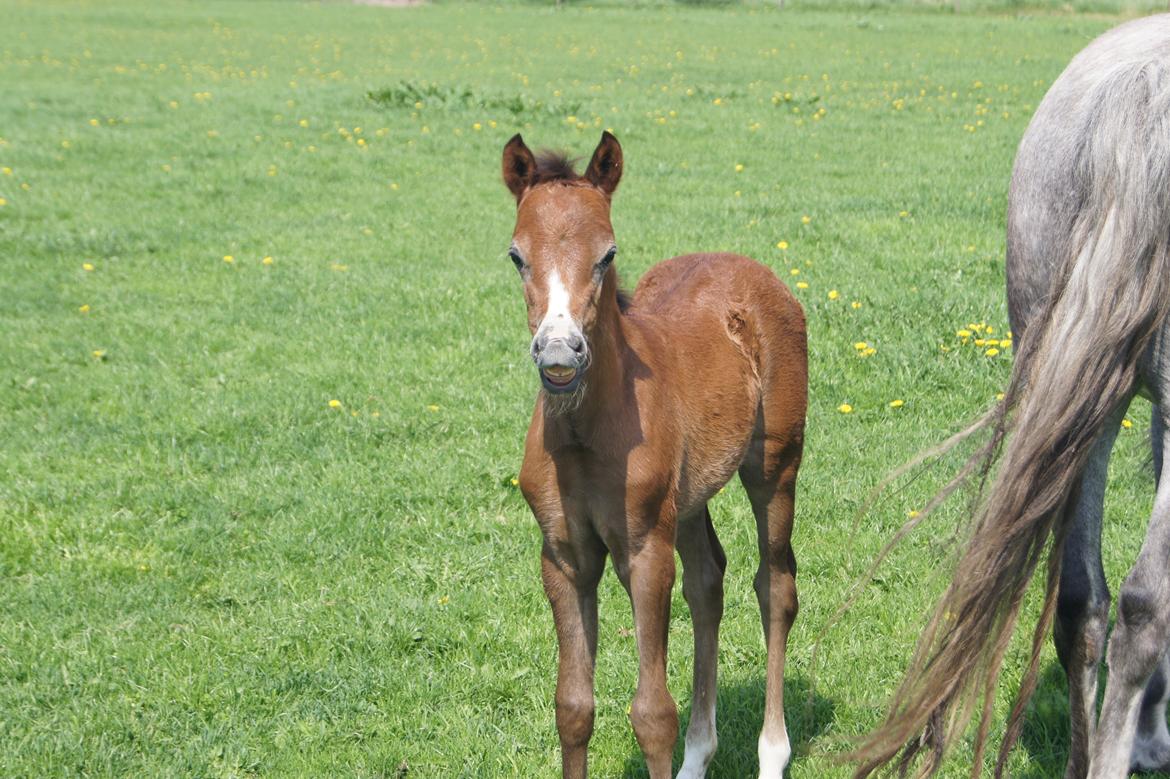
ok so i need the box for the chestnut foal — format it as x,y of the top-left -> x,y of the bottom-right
503,132 -> 807,779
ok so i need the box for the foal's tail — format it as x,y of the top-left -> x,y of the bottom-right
851,61 -> 1170,777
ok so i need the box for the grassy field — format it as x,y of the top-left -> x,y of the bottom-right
1,1 -> 1166,776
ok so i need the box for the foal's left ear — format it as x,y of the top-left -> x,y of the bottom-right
585,131 -> 623,197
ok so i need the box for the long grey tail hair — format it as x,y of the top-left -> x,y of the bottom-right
851,59 -> 1170,777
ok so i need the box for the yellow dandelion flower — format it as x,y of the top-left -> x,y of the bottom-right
222,255 -> 234,263
828,289 -> 840,300
862,347 -> 876,357
427,404 -> 440,412
734,163 -> 744,173
801,215 -> 811,224
956,329 -> 971,338
438,595 -> 449,606
78,304 -> 90,313
390,182 -> 399,191
795,281 -> 808,289
851,301 -> 862,309
789,268 -> 800,276
472,122 -> 482,131
838,403 -> 853,414
985,348 -> 1000,357
371,411 -> 381,418
82,263 -> 94,271
92,349 -> 105,359
907,509 -> 920,518
298,119 -> 309,128
854,342 -> 868,350
996,392 -> 1005,401
331,263 -> 348,272
0,197 -> 7,207
974,339 -> 986,347
898,210 -> 909,218
889,399 -> 904,408
88,118 -> 100,127
262,256 -> 274,265
328,399 -> 342,408
776,240 -> 789,250
1122,418 -> 1134,429
1,166 -> 11,175
510,477 -> 519,487
168,100 -> 178,109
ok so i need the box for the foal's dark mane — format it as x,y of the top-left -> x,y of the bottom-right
534,149 -> 632,314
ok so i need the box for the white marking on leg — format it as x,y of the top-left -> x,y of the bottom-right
676,706 -> 717,779
757,729 -> 791,779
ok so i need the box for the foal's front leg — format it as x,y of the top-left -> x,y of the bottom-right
542,537 -> 606,779
613,527 -> 680,779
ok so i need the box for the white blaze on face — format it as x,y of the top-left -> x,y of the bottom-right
536,269 -> 579,342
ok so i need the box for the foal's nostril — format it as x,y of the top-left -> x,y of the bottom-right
568,334 -> 585,354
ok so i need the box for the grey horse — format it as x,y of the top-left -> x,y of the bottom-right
853,15 -> 1170,779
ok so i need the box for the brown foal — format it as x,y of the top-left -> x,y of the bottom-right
502,132 -> 807,779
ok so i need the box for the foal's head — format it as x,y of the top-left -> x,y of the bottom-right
501,132 -> 624,397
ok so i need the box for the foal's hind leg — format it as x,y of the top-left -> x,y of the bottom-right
1054,407 -> 1124,779
676,506 -> 727,779
740,429 -> 802,778
1090,408 -> 1170,778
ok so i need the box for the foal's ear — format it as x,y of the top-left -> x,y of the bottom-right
585,131 -> 623,197
502,134 -> 537,202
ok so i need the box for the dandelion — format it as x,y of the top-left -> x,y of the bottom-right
510,477 -> 519,487
899,210 -> 909,218
1,167 -> 10,175
795,281 -> 808,289
838,403 -> 853,414
427,404 -> 440,412
789,268 -> 800,276
78,304 -> 90,313
92,349 -> 105,360
1122,418 -> 1134,430
438,595 -> 449,606
168,100 -> 179,109
854,341 -> 868,350
851,301 -> 862,309
827,289 -> 840,300
0,197 -> 6,207
776,240 -> 789,250
88,118 -> 100,127
330,263 -> 348,272
996,392 -> 1006,401
907,509 -> 920,518
82,263 -> 95,271
390,182 -> 399,191
262,256 -> 274,265
371,411 -> 381,418
223,255 -> 234,264
734,163 -> 744,173
328,399 -> 342,409
985,348 -> 1000,357
472,122 -> 482,131
889,399 -> 904,408
298,119 -> 309,128
801,215 -> 811,224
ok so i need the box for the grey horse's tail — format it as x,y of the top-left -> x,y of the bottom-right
850,60 -> 1170,777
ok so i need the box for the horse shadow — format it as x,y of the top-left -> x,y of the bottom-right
619,672 -> 836,778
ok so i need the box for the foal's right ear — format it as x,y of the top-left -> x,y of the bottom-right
502,134 -> 537,203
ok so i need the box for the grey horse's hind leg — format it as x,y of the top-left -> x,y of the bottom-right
1131,408 -> 1170,773
1090,406 -> 1170,778
1055,406 -> 1126,779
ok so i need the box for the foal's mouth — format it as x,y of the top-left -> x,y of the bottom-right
540,365 -> 581,393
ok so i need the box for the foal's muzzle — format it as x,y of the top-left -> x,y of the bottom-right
532,333 -> 587,394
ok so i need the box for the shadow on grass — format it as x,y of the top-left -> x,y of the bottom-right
620,672 -> 836,778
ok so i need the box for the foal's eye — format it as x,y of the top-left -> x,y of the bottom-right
597,246 -> 617,271
508,248 -> 525,272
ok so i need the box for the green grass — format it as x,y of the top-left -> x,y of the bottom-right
0,1 -> 1163,776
